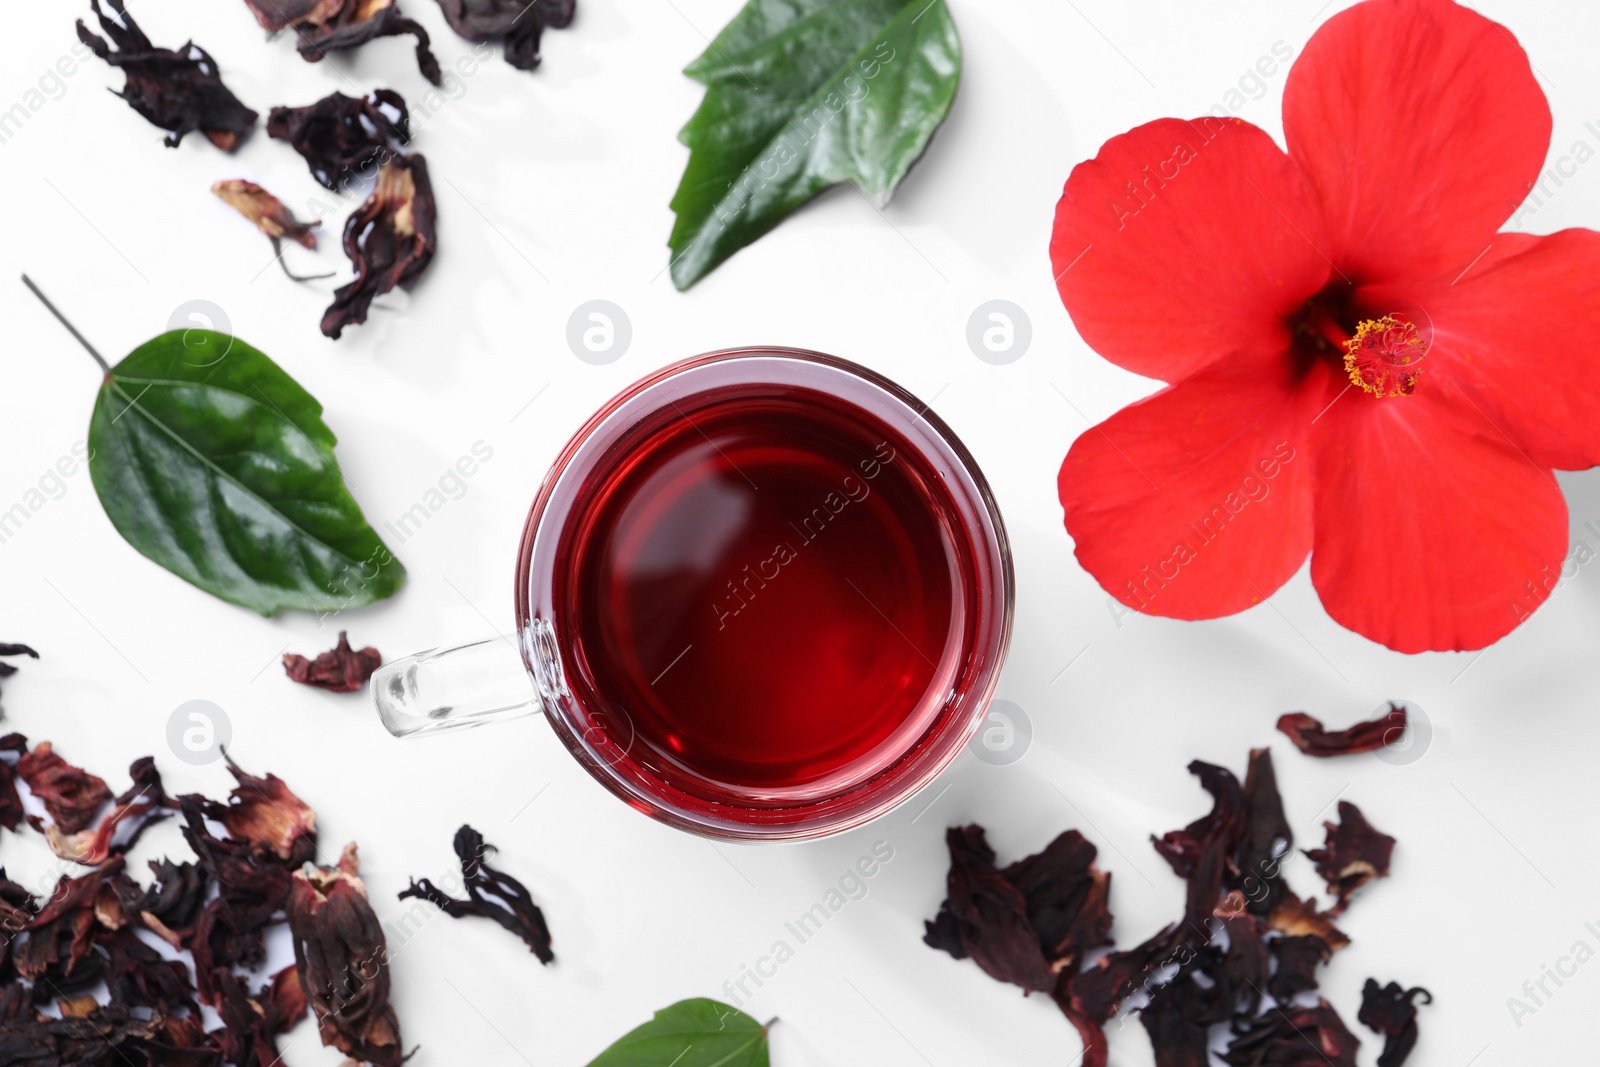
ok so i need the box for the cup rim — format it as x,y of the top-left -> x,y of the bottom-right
514,347 -> 1014,841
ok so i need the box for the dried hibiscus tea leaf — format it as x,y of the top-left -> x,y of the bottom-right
433,0 -> 575,70
1267,886 -> 1351,952
190,754 -> 318,864
1267,934 -> 1331,1003
101,926 -> 196,1015
15,857 -> 126,993
0,739 -> 24,833
1223,1000 -> 1361,1067
134,857 -> 208,946
399,824 -> 554,963
1358,979 -> 1431,1067
1209,892 -> 1271,1017
0,644 -> 38,719
283,631 -> 382,692
177,797 -> 296,1007
1305,801 -> 1395,915
0,1004 -> 159,1063
999,828 -> 1114,972
289,844 -> 405,1067
922,825 -> 1053,993
1277,705 -> 1408,757
1152,760 -> 1246,936
215,966 -> 308,1067
267,89 -> 411,190
321,154 -> 438,339
39,755 -> 175,866
76,0 -> 258,150
17,741 -> 112,835
243,0 -> 442,86
213,180 -> 319,249
212,179 -> 334,284
1235,747 -> 1292,916
1138,950 -> 1226,1067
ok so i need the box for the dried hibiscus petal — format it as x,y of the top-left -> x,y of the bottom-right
1267,934 -> 1331,1003
1061,922 -> 1181,1026
76,0 -> 258,151
433,0 -> 575,70
214,966 -> 307,1067
1305,801 -> 1395,915
922,825 -> 1053,993
16,858 -> 125,993
191,755 -> 318,865
926,739 -> 1424,1067
1267,887 -> 1350,952
135,858 -> 208,946
102,927 -> 196,1015
41,756 -> 175,867
1277,705 -> 1408,757
178,798 -> 295,1008
1139,953 -> 1227,1067
1210,892 -> 1271,1018
17,741 -> 111,835
213,180 -> 318,249
244,0 -> 442,86
1000,828 -> 1114,971
283,631 -> 382,692
1358,979 -> 1430,1067
321,154 -> 438,339
1223,1001 -> 1361,1066
267,89 -> 411,190
212,179 -> 334,285
1235,747 -> 1292,916
400,824 -> 554,963
0,1003 -> 159,1064
1152,760 -> 1246,936
0,644 -> 38,719
289,844 -> 404,1067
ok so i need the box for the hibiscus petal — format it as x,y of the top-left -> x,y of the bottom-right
1367,229 -> 1600,470
1310,386 -> 1566,652
1283,0 -> 1550,285
1059,357 -> 1331,620
1050,117 -> 1331,383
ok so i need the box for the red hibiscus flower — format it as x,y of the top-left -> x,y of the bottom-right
1050,0 -> 1597,653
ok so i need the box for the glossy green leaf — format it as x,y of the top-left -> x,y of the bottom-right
587,999 -> 770,1067
87,330 -> 404,615
668,0 -> 961,289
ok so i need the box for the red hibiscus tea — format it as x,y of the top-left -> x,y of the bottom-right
560,394 -> 954,788
516,350 -> 1012,839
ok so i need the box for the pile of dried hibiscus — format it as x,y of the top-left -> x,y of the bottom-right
0,738 -> 406,1066
925,711 -> 1430,1067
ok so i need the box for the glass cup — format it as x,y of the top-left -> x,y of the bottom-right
372,348 -> 1013,840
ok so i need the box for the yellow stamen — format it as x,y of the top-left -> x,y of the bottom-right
1344,315 -> 1425,397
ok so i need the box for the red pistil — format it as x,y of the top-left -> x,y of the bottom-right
1344,315 -> 1425,397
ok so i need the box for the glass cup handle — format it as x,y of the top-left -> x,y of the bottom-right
372,635 -> 545,737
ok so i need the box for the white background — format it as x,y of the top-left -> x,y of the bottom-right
2,0 -> 1599,1064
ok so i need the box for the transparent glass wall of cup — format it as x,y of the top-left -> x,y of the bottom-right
372,348 -> 1013,841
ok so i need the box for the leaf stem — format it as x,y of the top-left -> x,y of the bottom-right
20,274 -> 111,375
762,1017 -> 778,1029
